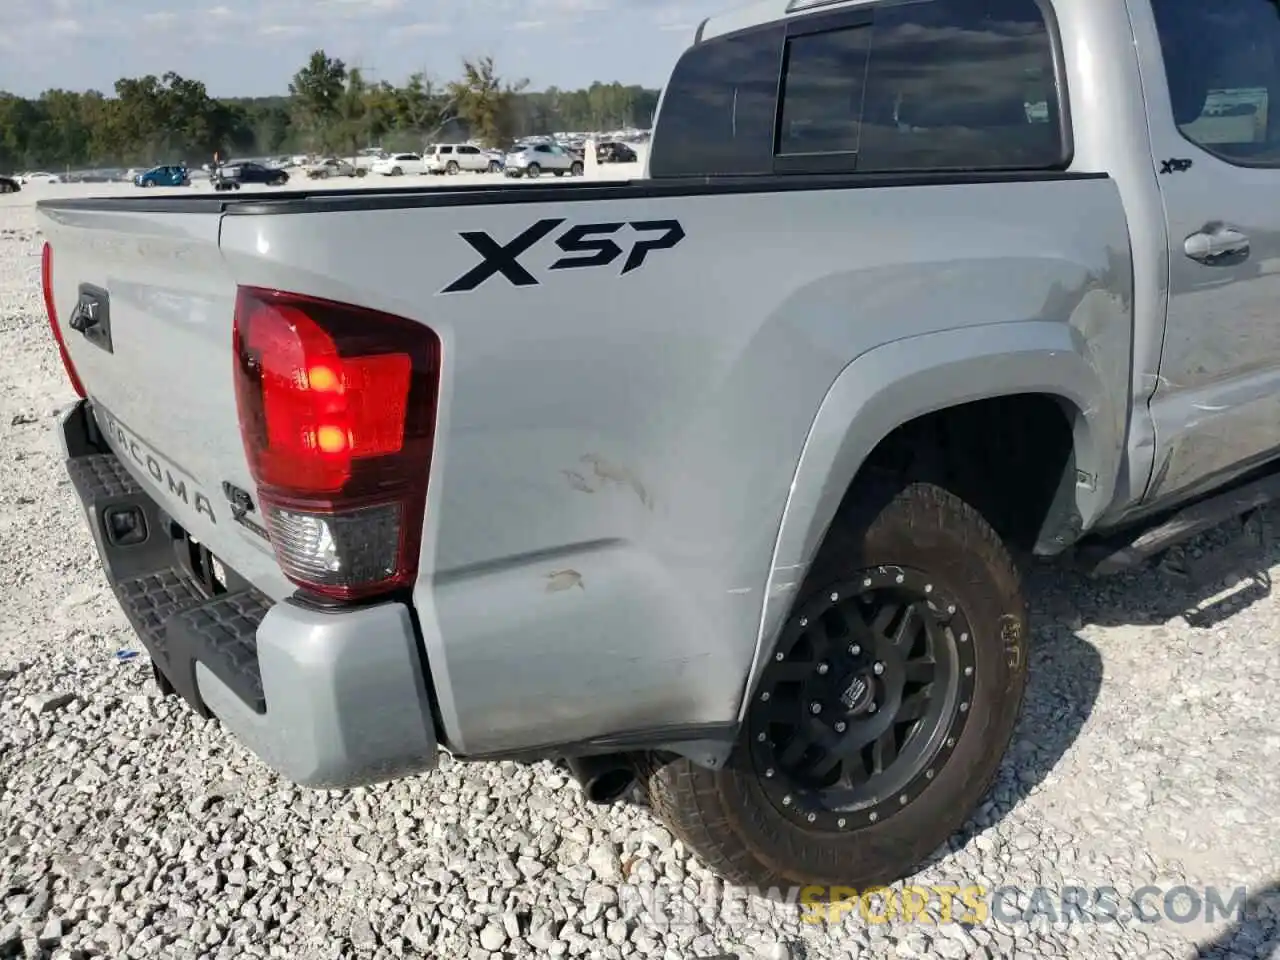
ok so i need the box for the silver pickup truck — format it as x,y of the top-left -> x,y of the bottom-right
34,0 -> 1279,891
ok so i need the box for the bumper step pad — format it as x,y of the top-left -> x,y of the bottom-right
66,426 -> 270,717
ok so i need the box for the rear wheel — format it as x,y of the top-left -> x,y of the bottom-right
446,160 -> 460,175
643,479 -> 1028,890
571,161 -> 584,176
392,166 -> 403,176
526,163 -> 541,179
488,161 -> 502,173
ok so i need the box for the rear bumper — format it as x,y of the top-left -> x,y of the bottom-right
60,399 -> 439,788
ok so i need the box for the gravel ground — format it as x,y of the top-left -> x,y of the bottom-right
2,181 -> 1280,960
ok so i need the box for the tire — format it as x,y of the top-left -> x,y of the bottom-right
571,161 -> 584,176
489,161 -> 502,173
526,163 -> 541,179
446,160 -> 459,175
643,479 -> 1028,890
392,166 -> 403,176
141,181 -> 154,188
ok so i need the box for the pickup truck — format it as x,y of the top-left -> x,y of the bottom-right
34,0 -> 1279,892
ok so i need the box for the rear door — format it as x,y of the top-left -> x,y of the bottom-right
1135,0 -> 1280,505
458,145 -> 484,171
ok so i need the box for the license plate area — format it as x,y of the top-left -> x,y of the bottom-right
174,528 -> 243,597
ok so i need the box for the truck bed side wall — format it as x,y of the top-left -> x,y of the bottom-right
219,175 -> 1133,756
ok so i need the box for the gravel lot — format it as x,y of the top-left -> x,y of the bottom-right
2,177 -> 1280,960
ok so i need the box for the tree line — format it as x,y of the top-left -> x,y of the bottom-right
0,50 -> 660,171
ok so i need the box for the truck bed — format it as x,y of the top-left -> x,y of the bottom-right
38,167 -> 1130,757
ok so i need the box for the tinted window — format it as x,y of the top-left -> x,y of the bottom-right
1151,0 -> 1280,167
778,27 -> 870,157
439,146 -> 453,154
857,0 -> 1064,171
648,24 -> 784,177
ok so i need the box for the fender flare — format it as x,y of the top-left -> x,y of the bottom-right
739,320 -> 1123,718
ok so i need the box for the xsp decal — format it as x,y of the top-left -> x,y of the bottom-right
441,219 -> 686,292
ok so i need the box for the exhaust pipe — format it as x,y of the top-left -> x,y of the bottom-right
566,754 -> 635,804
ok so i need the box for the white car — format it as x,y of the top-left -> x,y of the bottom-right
18,171 -> 61,184
425,144 -> 500,175
503,143 -> 583,179
370,153 -> 427,176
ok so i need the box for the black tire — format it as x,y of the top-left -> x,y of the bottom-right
488,161 -> 502,173
526,163 -> 541,179
643,479 -> 1028,890
446,160 -> 459,175
571,161 -> 584,176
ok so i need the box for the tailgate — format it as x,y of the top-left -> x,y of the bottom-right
38,203 -> 291,598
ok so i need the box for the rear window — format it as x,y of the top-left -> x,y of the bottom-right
777,26 -> 871,159
649,0 -> 1066,177
647,23 -> 785,177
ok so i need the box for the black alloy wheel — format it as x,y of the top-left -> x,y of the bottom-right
748,566 -> 975,831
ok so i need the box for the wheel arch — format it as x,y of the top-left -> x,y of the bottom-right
739,320 -> 1123,720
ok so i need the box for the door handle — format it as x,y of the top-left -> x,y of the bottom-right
69,284 -> 113,353
1184,226 -> 1250,264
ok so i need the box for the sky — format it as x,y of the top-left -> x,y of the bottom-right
0,0 -> 740,98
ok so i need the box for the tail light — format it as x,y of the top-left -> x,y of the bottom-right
232,286 -> 441,601
41,242 -> 86,398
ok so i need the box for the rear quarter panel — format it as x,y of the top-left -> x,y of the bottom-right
219,175 -> 1132,756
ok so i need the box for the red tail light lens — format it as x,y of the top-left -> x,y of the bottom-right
41,242 -> 86,398
232,286 -> 441,601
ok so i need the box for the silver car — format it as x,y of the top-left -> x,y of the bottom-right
503,143 -> 584,179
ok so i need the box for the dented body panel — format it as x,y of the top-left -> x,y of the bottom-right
214,176 -> 1132,755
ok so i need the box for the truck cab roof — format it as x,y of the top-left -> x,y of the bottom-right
699,0 -> 864,40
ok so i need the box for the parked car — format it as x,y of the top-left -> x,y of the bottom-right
19,171 -> 61,184
425,144 -> 501,175
37,0 -> 1278,894
305,158 -> 355,179
212,162 -> 289,190
353,148 -> 390,173
134,165 -> 191,188
504,142 -> 583,178
370,153 -> 427,176
0,176 -> 19,194
596,140 -> 638,163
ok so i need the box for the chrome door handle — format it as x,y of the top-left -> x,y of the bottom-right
1185,226 -> 1250,264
